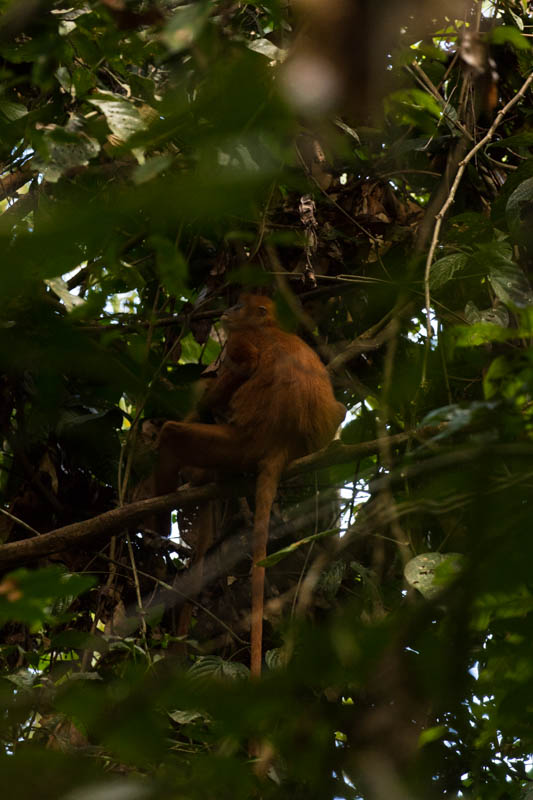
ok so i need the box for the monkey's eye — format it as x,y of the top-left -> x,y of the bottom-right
257,306 -> 267,316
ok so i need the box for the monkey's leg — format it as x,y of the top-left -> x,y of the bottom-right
175,501 -> 216,651
155,422 -> 248,646
154,422 -> 246,536
157,421 -> 248,483
250,452 -> 287,677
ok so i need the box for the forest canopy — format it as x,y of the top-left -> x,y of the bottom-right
1,1 -> 533,798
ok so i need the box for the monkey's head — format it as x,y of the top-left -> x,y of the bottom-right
221,294 -> 276,331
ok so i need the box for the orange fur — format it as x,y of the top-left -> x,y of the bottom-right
155,294 -> 345,675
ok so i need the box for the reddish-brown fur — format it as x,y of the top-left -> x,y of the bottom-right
154,294 -> 345,675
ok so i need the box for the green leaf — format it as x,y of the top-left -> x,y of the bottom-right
384,88 -> 442,132
55,65 -> 72,93
452,321 -> 516,347
386,88 -> 442,119
421,401 -> 498,436
0,99 -> 27,121
491,132 -> 533,150
317,560 -> 345,600
489,261 -> 533,308
490,25 -> 531,50
178,331 -> 202,364
506,177 -> 533,248
168,709 -> 208,725
446,211 -> 494,245
419,726 -> 447,746
464,300 -> 509,327
248,38 -> 286,62
5,669 -> 37,690
265,647 -> 289,670
483,351 -> 533,402
484,355 -> 511,399
0,568 -> 95,626
429,252 -> 469,290
188,656 -> 250,681
149,234 -> 188,295
509,9 -> 525,30
132,155 -> 172,185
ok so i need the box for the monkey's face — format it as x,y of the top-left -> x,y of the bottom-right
221,294 -> 275,331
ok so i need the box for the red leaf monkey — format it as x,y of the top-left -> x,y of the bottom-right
154,294 -> 345,676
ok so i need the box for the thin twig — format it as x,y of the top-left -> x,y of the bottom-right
376,316 -> 411,564
406,61 -> 473,141
295,143 -> 381,244
249,180 -> 277,261
125,532 -> 151,658
423,70 -> 533,340
0,508 -> 41,537
98,552 -> 248,645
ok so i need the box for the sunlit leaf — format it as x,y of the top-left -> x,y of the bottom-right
490,25 -> 530,49
404,553 -> 464,599
248,38 -> 286,62
453,321 -> 515,347
0,568 -> 95,626
132,155 -> 172,185
34,128 -> 100,182
168,709 -> 208,725
418,726 -> 447,746
88,92 -> 147,143
45,277 -> 85,310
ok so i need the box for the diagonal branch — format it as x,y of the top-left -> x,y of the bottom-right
0,428 -> 441,570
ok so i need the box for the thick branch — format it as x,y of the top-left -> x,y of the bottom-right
0,484 -> 226,570
0,161 -> 36,201
327,318 -> 399,374
0,428 -> 439,570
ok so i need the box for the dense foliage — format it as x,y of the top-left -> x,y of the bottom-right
1,1 -> 533,797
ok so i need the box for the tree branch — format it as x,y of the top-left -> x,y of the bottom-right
0,428 -> 440,570
0,161 -> 36,201
327,317 -> 399,374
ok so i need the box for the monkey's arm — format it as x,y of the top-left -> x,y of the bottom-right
196,339 -> 259,416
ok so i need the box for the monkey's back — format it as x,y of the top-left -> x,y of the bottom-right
228,327 -> 344,461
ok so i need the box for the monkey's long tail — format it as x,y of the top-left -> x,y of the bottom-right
251,453 -> 286,677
